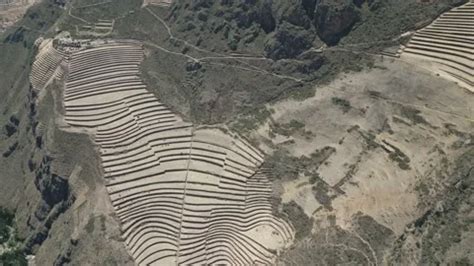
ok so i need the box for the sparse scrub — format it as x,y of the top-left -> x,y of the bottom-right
312,177 -> 333,209
342,0 -> 468,50
399,106 -> 429,126
390,148 -> 474,264
331,97 -> 352,113
270,119 -> 305,137
264,149 -> 301,180
230,107 -> 273,134
265,146 -> 336,181
279,201 -> 313,240
388,148 -> 411,170
359,130 -> 379,150
2,142 -> 18,158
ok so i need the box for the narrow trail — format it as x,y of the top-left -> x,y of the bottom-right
323,46 -> 474,122
143,38 -> 302,82
144,7 -> 303,83
198,55 -> 269,61
322,82 -> 473,122
204,61 -> 303,83
324,230 -> 374,265
144,40 -> 198,62
352,230 -> 378,266
371,94 -> 474,123
74,1 -> 112,9
67,3 -> 89,24
326,46 -> 457,88
145,7 -> 261,59
175,126 -> 195,264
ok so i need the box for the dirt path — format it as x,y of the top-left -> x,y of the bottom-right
175,126 -> 195,263
67,2 -> 90,24
369,93 -> 474,122
144,7 -> 302,83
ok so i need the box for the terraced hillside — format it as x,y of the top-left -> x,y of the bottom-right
401,0 -> 473,92
30,39 -> 66,91
30,39 -> 294,265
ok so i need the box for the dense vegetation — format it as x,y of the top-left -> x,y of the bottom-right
0,208 -> 14,244
0,208 -> 26,266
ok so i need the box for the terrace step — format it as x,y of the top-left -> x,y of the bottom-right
401,1 -> 474,92
57,40 -> 295,265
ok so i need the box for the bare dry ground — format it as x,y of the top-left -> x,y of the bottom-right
0,0 -> 38,32
251,56 -> 473,263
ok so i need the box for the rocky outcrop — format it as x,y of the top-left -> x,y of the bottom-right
34,163 -> 70,208
302,0 -> 318,19
24,155 -> 74,254
169,0 -> 277,51
3,115 -> 20,137
271,50 -> 325,75
169,0 -> 467,57
313,0 -> 361,45
21,63 -> 74,254
353,0 -> 366,8
264,22 -> 314,60
169,0 -> 364,56
273,0 -> 313,29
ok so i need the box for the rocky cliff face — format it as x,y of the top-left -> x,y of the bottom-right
168,0 -> 366,58
313,0 -> 361,45
0,2 -> 132,263
0,79 -> 75,255
0,90 -> 72,262
26,154 -> 74,254
168,0 -> 467,58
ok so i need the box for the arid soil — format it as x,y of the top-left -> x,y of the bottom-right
0,0 -> 38,32
257,57 -> 472,234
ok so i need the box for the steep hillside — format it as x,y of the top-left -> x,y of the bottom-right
0,0 -> 472,265
136,0 -> 468,127
167,0 -> 468,54
259,58 -> 473,265
0,0 -> 39,32
0,1 -> 133,264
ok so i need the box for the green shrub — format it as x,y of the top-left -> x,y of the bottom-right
331,97 -> 351,113
0,208 -> 14,244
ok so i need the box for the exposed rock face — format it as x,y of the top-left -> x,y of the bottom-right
169,0 -> 364,57
3,115 -> 20,137
25,155 -> 74,253
264,22 -> 314,60
313,0 -> 360,45
273,0 -> 313,29
353,0 -> 365,8
37,172 -> 70,208
302,0 -> 318,19
169,0 -> 278,51
231,0 -> 276,33
256,0 -> 277,33
169,0 -> 467,54
16,43 -> 75,254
